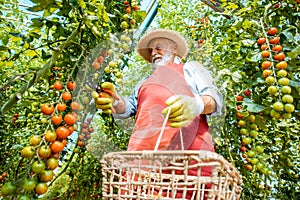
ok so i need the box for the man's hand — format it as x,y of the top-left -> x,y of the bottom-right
161,95 -> 204,128
92,82 -> 118,114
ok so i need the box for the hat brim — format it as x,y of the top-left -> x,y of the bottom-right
137,29 -> 188,63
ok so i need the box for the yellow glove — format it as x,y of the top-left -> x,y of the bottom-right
161,95 -> 204,128
92,82 -> 119,114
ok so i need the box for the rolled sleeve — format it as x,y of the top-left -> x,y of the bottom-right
184,61 -> 223,116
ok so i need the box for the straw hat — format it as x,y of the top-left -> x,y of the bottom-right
137,29 -> 189,63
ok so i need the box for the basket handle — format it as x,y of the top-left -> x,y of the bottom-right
154,107 -> 184,151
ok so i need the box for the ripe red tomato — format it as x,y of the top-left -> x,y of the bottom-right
64,113 -> 76,125
261,51 -> 270,58
53,81 -> 63,90
269,37 -> 280,44
274,52 -> 285,61
50,140 -> 65,153
240,146 -> 247,153
243,89 -> 251,97
38,145 -> 51,159
70,101 -> 80,111
261,61 -> 273,70
62,92 -> 72,101
272,45 -> 282,52
67,81 -> 76,90
236,95 -> 243,101
35,182 -> 48,195
56,126 -> 70,139
56,102 -> 67,112
267,27 -> 278,35
257,38 -> 266,45
51,114 -> 63,125
41,104 -> 54,115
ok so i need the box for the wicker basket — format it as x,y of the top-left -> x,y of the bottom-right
101,150 -> 242,200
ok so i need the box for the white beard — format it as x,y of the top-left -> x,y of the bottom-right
152,51 -> 174,69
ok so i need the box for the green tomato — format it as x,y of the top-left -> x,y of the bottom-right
32,161 -> 46,174
18,195 -> 31,200
23,179 -> 36,191
1,182 -> 16,196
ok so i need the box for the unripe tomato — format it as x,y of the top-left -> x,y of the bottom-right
46,157 -> 59,170
17,195 -> 30,200
23,179 -> 36,191
70,101 -> 80,111
39,170 -> 54,182
35,182 -> 48,195
44,130 -> 57,142
38,145 -> 51,159
21,146 -> 36,158
1,182 -> 16,196
32,161 -> 46,174
30,135 -> 42,146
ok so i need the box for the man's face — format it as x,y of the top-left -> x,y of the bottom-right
147,38 -> 177,67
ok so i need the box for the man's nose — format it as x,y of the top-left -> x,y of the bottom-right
151,49 -> 158,56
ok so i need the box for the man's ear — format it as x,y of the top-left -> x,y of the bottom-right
172,43 -> 178,54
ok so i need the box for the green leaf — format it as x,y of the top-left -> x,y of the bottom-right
287,45 -> 300,59
0,46 -> 8,51
243,98 -> 266,113
232,71 -> 243,82
290,80 -> 300,88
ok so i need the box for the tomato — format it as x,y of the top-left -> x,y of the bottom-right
77,141 -> 84,147
70,101 -> 80,111
21,146 -> 36,158
23,179 -> 36,191
92,60 -> 101,70
256,146 -> 264,154
56,126 -> 70,139
64,113 -> 76,125
262,69 -> 273,78
44,130 -> 57,142
240,146 -> 247,153
257,38 -> 266,45
272,45 -> 282,52
236,95 -> 243,101
1,182 -> 16,196
30,135 -> 42,146
274,52 -> 285,61
282,94 -> 293,104
267,27 -> 278,36
277,69 -> 287,77
98,56 -> 104,64
243,89 -> 251,97
275,61 -> 288,69
251,158 -> 259,165
62,91 -> 72,101
67,81 -> 76,90
240,128 -> 249,136
265,76 -> 275,85
41,104 -> 54,115
38,145 -> 51,159
236,112 -> 244,119
244,164 -> 253,171
270,109 -> 281,119
242,137 -> 252,145
17,195 -> 30,200
32,161 -> 46,174
247,150 -> 256,158
284,104 -> 295,113
278,77 -> 290,86
88,127 -> 94,133
78,134 -> 85,141
56,102 -> 67,112
68,126 -> 75,134
50,141 -> 65,153
81,122 -> 89,128
39,170 -> 54,182
281,85 -> 292,94
35,182 -> 48,195
268,86 -> 278,95
269,37 -> 280,44
261,60 -> 272,70
53,81 -> 63,90
247,115 -> 255,123
250,130 -> 258,138
62,139 -> 68,146
260,44 -> 268,50
46,157 -> 59,170
261,51 -> 270,58
273,102 -> 284,112
51,114 -> 63,125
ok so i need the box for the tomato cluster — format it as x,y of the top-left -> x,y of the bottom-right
235,90 -> 271,175
257,27 -> 295,119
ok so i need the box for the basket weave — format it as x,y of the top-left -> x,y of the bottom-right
101,150 -> 242,200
